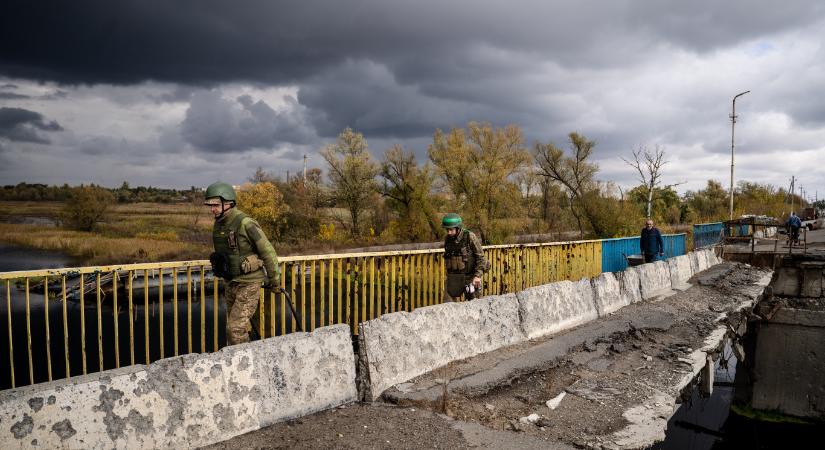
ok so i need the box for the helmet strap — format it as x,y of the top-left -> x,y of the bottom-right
215,201 -> 233,220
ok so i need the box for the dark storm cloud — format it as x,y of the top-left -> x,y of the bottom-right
0,107 -> 63,143
181,90 -> 314,153
3,0 -> 822,86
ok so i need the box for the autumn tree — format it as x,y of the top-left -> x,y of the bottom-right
280,168 -> 328,243
60,185 -> 116,231
534,132 -> 609,237
515,167 -> 541,220
735,181 -> 792,219
321,127 -> 379,238
185,188 -> 205,233
379,145 -> 440,241
236,182 -> 289,242
683,180 -> 729,223
627,185 -> 681,225
249,166 -> 278,184
622,144 -> 676,219
428,122 -> 530,241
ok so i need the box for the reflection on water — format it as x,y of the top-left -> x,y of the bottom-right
0,243 -> 79,272
654,340 -> 823,449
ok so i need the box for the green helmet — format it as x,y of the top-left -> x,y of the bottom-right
442,213 -> 463,229
203,182 -> 236,205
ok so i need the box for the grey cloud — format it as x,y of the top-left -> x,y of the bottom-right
41,90 -> 68,100
0,107 -> 63,143
298,59 -> 537,140
0,83 -> 19,89
150,86 -> 198,104
181,90 -> 315,153
0,92 -> 29,99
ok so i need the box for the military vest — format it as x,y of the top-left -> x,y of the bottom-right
212,210 -> 256,280
444,230 -> 475,275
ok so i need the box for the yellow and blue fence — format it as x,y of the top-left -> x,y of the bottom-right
0,233 -> 685,390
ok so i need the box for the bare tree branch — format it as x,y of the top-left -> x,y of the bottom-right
622,144 -> 668,218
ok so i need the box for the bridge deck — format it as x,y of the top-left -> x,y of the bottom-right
207,262 -> 771,450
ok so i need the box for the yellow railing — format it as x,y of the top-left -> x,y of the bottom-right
0,240 -> 602,390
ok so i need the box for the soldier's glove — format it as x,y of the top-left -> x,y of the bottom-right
264,277 -> 279,289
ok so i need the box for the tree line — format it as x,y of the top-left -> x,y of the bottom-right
0,182 -> 192,203
234,123 -> 811,246
4,122 -> 813,244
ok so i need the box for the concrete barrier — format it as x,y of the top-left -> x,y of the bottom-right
667,254 -> 694,291
516,278 -> 598,340
616,267 -> 643,305
0,325 -> 356,449
690,250 -> 710,274
704,248 -> 721,266
632,260 -> 673,300
692,248 -> 720,273
358,294 -> 524,401
591,272 -> 628,316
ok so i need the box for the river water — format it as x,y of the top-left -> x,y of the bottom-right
0,243 -> 79,272
654,340 -> 823,449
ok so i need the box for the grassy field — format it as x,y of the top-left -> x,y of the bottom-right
0,200 -> 696,268
0,201 -> 212,265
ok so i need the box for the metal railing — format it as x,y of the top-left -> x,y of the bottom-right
693,222 -> 725,249
0,236 -> 682,390
600,234 -> 687,272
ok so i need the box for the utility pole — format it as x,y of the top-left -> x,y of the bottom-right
303,154 -> 307,183
730,90 -> 750,220
790,176 -> 795,213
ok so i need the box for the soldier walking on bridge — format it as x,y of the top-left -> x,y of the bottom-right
442,213 -> 489,301
204,182 -> 280,345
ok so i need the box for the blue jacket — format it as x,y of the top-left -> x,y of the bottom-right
640,227 -> 664,255
786,215 -> 802,228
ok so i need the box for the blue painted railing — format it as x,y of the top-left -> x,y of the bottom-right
600,233 -> 686,273
693,222 -> 725,249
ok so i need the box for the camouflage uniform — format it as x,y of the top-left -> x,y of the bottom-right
212,207 -> 280,345
443,229 -> 487,301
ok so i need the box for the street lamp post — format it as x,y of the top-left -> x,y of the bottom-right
730,90 -> 750,220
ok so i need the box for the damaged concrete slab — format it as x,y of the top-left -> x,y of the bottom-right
516,278 -> 599,340
0,324 -> 357,449
633,260 -> 676,300
357,293 -> 525,401
379,262 -> 771,449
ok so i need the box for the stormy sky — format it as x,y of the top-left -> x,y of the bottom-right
1,0 -> 824,199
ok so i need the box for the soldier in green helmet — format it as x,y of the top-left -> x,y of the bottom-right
442,213 -> 488,301
204,181 -> 280,345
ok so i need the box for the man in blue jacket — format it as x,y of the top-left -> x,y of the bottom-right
640,219 -> 664,263
786,212 -> 802,245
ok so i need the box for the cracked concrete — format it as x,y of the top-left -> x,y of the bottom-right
0,324 -> 357,449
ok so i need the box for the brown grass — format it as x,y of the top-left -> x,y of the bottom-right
0,224 -> 208,265
0,201 -> 212,265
